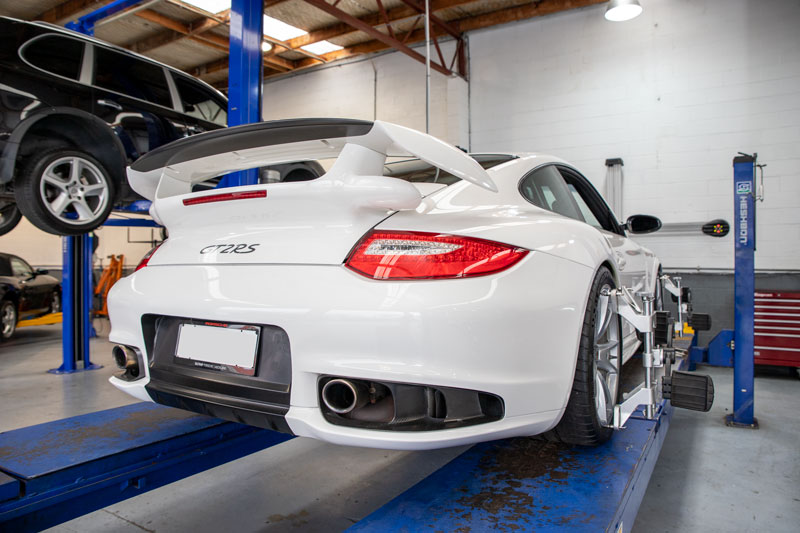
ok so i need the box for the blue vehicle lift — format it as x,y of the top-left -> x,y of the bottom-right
689,153 -> 761,428
4,1 -> 700,531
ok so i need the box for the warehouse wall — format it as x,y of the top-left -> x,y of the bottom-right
0,217 -> 158,271
469,0 -> 800,271
261,41 -> 469,149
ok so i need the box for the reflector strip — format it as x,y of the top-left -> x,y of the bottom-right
183,190 -> 266,206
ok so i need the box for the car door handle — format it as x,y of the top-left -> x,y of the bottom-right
97,99 -> 123,111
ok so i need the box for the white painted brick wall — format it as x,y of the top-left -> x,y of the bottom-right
261,41 -> 469,147
469,0 -> 800,271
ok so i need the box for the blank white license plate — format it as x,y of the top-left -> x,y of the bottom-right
175,323 -> 259,370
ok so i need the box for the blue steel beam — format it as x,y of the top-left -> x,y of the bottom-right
728,155 -> 758,427
350,407 -> 673,533
218,0 -> 263,189
0,403 -> 293,531
65,0 -> 147,36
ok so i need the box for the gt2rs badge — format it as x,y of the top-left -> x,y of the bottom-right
200,244 -> 260,254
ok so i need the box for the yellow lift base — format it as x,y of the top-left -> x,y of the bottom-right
17,313 -> 63,328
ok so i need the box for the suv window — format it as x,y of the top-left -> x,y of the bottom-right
22,35 -> 83,80
94,47 -> 172,107
173,75 -> 227,126
10,257 -> 32,278
519,165 -> 583,221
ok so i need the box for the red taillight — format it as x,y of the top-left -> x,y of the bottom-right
182,190 -> 266,206
135,243 -> 163,272
345,230 -> 528,280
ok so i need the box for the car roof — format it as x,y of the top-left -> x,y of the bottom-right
0,16 -> 226,102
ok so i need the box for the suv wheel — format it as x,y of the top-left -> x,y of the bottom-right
0,200 -> 22,236
15,149 -> 115,236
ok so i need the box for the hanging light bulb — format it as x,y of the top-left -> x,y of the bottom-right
605,0 -> 643,22
261,41 -> 272,53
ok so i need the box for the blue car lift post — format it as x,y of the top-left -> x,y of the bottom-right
2,1 -> 680,530
689,153 -> 760,428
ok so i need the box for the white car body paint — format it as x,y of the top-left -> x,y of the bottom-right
109,121 -> 659,450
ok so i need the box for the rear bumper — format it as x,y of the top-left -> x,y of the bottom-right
108,252 -> 593,449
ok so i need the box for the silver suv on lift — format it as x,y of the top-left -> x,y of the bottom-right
0,16 -> 229,236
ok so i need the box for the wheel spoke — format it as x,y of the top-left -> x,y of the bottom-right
69,159 -> 82,183
73,198 -> 95,220
596,293 -> 611,338
49,193 -> 71,216
82,183 -> 106,197
596,358 -> 617,375
43,171 -> 69,192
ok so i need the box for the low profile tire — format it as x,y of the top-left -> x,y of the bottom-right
1,300 -> 17,341
15,149 -> 115,236
550,266 -> 622,446
0,200 -> 22,236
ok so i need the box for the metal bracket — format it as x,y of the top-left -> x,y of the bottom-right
660,274 -> 686,335
609,288 -> 660,427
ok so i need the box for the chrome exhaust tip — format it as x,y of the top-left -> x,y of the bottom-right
321,379 -> 368,414
112,345 -> 140,378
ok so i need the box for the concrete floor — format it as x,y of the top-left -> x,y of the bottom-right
1,325 -> 798,532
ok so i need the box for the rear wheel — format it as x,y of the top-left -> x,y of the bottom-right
50,291 -> 61,314
550,266 -> 622,446
15,149 -> 115,236
1,300 -> 17,341
0,200 -> 21,236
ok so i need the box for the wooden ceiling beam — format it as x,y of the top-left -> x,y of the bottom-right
302,0 -> 452,76
294,0 -> 606,70
131,8 -> 294,71
278,0 -> 473,53
36,0 -> 113,24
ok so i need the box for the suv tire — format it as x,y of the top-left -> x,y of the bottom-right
0,200 -> 22,236
15,148 -> 115,236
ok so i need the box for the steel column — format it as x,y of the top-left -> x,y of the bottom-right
218,0 -> 264,189
50,235 -> 101,374
728,155 -> 757,427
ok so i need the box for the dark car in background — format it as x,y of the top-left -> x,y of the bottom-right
0,252 -> 60,341
0,16 -> 229,236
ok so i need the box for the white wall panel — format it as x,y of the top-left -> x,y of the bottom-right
262,42 -> 469,148
468,0 -> 800,271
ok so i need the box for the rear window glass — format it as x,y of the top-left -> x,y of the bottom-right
94,47 -> 171,107
174,75 -> 227,126
22,35 -> 83,80
383,155 -> 515,184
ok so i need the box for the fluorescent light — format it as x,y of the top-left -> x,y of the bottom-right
263,15 -> 307,41
605,0 -> 643,22
182,0 -> 231,14
261,41 -> 272,53
301,41 -> 343,55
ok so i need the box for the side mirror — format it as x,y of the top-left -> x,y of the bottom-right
626,214 -> 662,234
35,268 -> 49,276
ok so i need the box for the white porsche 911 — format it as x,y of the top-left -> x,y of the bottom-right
107,119 -> 664,450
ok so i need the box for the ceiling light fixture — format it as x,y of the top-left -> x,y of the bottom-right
604,0 -> 643,22
261,41 -> 272,53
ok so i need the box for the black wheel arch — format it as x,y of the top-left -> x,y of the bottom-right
0,108 -> 129,201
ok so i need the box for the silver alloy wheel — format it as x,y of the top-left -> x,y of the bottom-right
594,285 -> 621,426
1,301 -> 16,339
39,156 -> 110,226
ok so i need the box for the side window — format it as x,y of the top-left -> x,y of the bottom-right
519,165 -> 584,221
22,36 -> 83,80
94,47 -> 171,107
567,183 -> 604,230
173,75 -> 227,126
560,168 -> 620,233
10,257 -> 32,278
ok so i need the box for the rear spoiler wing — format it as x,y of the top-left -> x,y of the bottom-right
127,118 -> 497,204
